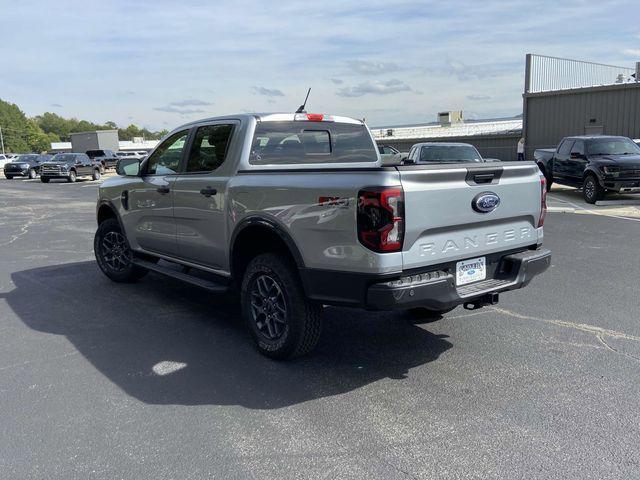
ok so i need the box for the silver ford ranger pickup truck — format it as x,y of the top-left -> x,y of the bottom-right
95,112 -> 551,359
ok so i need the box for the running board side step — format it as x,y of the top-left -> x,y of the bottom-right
132,259 -> 229,293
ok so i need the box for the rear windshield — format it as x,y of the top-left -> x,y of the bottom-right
418,145 -> 482,163
250,121 -> 377,165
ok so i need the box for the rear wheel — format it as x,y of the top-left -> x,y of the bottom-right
241,253 -> 323,359
92,168 -> 101,181
67,170 -> 77,183
94,218 -> 149,282
583,174 -> 604,204
5,175 -> 13,180
40,177 -> 50,183
28,168 -> 37,179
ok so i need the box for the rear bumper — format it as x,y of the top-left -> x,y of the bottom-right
300,247 -> 551,310
367,248 -> 551,310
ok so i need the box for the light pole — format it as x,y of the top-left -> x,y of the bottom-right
0,126 -> 5,155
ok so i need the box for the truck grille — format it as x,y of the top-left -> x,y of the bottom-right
620,168 -> 640,178
41,165 -> 62,175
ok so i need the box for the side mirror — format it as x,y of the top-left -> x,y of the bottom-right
402,157 -> 415,164
570,152 -> 583,159
116,158 -> 141,176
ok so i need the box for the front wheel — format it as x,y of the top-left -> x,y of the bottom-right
583,174 -> 604,204
28,168 -> 37,179
94,218 -> 149,282
40,177 -> 50,183
67,170 -> 77,183
92,168 -> 101,181
5,175 -> 13,180
241,253 -> 323,359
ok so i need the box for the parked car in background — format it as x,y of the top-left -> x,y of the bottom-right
378,144 -> 399,155
534,136 -> 640,203
405,142 -> 485,164
94,112 -> 550,359
86,149 -> 119,169
40,153 -> 102,183
3,154 -> 50,179
377,144 -> 402,166
0,154 -> 10,170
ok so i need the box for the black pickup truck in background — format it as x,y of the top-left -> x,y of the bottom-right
534,136 -> 640,203
86,149 -> 119,169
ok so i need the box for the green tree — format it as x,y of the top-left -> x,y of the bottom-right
4,97 -> 168,151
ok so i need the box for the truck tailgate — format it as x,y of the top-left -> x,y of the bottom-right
397,162 -> 543,270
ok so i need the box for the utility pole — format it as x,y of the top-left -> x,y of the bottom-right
0,126 -> 5,156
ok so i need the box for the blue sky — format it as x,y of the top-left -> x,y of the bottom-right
1,0 -> 639,130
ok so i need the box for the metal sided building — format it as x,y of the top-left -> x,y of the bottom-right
69,130 -> 119,153
522,54 -> 640,159
372,111 -> 523,161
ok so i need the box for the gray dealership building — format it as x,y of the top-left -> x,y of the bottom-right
374,55 -> 640,161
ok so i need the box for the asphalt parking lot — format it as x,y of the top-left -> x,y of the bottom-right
1,176 -> 639,479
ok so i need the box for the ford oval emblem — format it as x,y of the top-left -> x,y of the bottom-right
472,192 -> 500,213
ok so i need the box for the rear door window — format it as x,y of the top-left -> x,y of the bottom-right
250,121 -> 376,165
185,124 -> 235,173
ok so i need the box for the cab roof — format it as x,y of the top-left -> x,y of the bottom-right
178,112 -> 364,130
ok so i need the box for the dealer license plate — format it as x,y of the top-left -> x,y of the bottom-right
456,257 -> 486,286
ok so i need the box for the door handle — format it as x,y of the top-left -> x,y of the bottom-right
200,186 -> 217,197
157,186 -> 170,195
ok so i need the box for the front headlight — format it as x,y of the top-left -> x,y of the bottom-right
603,166 -> 620,177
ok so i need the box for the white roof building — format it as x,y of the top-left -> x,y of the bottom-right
50,138 -> 159,153
372,116 -> 522,142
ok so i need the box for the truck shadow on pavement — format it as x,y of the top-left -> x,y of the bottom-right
3,261 -> 452,409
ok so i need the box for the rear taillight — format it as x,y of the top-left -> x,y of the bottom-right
538,175 -> 547,227
357,187 -> 404,252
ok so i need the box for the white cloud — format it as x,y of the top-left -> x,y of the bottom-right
154,105 -> 205,115
170,99 -> 213,107
622,48 -> 640,56
346,60 -> 399,75
336,79 -> 414,97
251,86 -> 285,97
466,94 -> 492,101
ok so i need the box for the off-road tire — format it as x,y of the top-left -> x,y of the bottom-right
67,170 -> 77,183
241,253 -> 323,359
583,173 -> 604,204
94,218 -> 149,283
28,168 -> 37,179
92,168 -> 101,181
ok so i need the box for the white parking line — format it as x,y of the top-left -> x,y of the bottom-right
547,194 -> 640,223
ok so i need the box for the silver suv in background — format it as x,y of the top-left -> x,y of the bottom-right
405,142 -> 491,164
95,112 -> 550,359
